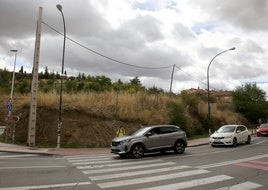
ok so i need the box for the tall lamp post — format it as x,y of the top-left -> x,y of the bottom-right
56,4 -> 66,148
9,49 -> 18,144
207,47 -> 235,135
9,49 -> 18,116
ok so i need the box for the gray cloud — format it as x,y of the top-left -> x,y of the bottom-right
193,0 -> 268,31
0,0 -> 268,94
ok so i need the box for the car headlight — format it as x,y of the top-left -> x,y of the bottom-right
120,139 -> 131,145
224,135 -> 233,139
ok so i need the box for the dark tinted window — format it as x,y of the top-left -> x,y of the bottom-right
149,128 -> 160,135
159,126 -> 180,134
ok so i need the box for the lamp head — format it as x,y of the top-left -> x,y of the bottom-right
56,4 -> 62,12
10,49 -> 18,53
229,47 -> 235,51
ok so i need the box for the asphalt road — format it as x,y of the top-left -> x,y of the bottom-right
0,136 -> 267,190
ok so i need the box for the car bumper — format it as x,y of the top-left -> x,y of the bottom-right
209,138 -> 233,146
257,131 -> 268,137
111,145 -> 129,155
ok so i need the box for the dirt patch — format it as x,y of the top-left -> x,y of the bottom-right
3,107 -> 142,148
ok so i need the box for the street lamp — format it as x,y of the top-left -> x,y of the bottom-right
9,49 -> 18,144
56,4 -> 66,148
9,49 -> 18,116
207,47 -> 235,135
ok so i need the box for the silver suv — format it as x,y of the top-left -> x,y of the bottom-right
111,125 -> 187,158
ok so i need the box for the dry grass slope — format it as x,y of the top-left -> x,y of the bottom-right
0,91 -> 247,147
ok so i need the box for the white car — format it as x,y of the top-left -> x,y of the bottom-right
209,125 -> 251,147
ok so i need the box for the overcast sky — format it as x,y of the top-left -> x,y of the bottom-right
0,0 -> 268,95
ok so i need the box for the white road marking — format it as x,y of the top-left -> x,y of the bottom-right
64,154 -> 112,159
72,158 -> 135,165
138,175 -> 233,190
161,139 -> 266,160
0,182 -> 91,190
82,162 -> 175,174
90,165 -> 191,180
65,154 -> 111,158
0,166 -> 66,170
214,181 -> 262,190
0,154 -> 39,158
63,146 -> 266,190
98,169 -> 210,188
76,159 -> 162,168
68,157 -> 112,162
198,154 -> 268,169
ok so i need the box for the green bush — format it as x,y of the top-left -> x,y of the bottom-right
168,102 -> 186,130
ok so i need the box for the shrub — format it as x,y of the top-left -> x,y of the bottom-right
168,102 -> 186,129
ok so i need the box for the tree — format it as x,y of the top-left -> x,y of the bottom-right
130,76 -> 141,86
148,86 -> 164,94
232,83 -> 268,123
65,79 -> 77,93
0,68 -> 11,93
17,79 -> 31,94
129,76 -> 145,92
44,66 -> 49,79
19,66 -> 24,74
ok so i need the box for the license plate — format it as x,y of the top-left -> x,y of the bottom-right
261,132 -> 267,135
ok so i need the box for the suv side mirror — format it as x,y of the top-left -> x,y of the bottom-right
236,130 -> 241,133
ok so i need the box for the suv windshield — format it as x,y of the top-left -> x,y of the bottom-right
131,127 -> 151,137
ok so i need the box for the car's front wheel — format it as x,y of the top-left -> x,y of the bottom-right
174,141 -> 185,154
131,144 -> 144,158
232,137 -> 237,147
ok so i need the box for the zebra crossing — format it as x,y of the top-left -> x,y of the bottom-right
64,154 -> 263,190
0,152 -> 39,158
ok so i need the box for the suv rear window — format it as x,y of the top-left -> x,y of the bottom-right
160,126 -> 180,134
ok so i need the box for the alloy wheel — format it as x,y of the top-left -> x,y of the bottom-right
131,144 -> 144,158
174,141 -> 185,154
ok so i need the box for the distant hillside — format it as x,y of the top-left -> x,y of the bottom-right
0,92 -> 248,147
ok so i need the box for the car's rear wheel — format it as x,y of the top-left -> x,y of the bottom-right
174,141 -> 185,154
246,135 -> 251,144
131,144 -> 144,158
232,137 -> 237,147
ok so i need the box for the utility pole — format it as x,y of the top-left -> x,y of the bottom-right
169,64 -> 175,94
27,7 -> 42,147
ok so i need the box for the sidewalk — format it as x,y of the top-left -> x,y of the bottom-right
0,138 -> 209,156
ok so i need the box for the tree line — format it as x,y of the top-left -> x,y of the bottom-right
1,66 -> 267,124
0,66 -> 164,95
